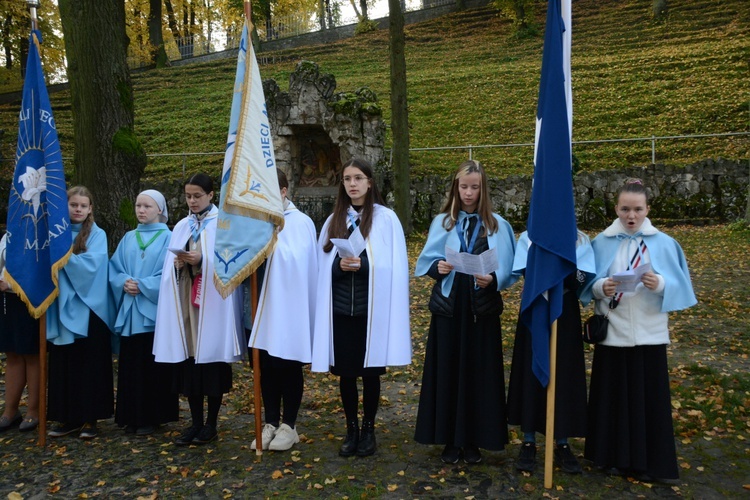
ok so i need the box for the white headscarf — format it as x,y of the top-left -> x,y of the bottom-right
139,189 -> 168,223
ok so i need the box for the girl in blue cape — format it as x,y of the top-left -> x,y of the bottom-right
580,178 -> 697,481
414,160 -> 517,465
110,190 -> 178,436
47,186 -> 115,439
507,229 -> 595,474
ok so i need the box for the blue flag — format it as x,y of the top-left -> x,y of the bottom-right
520,0 -> 577,387
213,23 -> 284,298
5,31 -> 71,319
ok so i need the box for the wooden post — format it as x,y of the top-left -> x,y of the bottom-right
250,272 -> 263,458
543,320 -> 559,488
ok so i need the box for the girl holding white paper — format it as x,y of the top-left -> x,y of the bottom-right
414,160 -> 517,465
311,158 -> 411,458
580,178 -> 697,481
154,174 -> 244,446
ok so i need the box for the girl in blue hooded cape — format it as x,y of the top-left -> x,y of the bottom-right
46,186 -> 114,440
414,160 -> 517,465
580,178 -> 696,481
109,190 -> 178,436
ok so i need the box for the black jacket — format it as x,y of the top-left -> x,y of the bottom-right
331,250 -> 370,317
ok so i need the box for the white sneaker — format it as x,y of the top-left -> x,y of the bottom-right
250,423 -> 277,450
268,423 -> 300,451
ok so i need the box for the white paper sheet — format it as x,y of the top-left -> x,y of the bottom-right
168,247 -> 189,256
445,246 -> 499,276
612,263 -> 652,293
331,227 -> 366,259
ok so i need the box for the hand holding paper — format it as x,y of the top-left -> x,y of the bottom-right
445,246 -> 499,276
611,263 -> 652,293
331,227 -> 366,258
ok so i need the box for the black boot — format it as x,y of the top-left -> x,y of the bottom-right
356,420 -> 376,457
339,420 -> 359,457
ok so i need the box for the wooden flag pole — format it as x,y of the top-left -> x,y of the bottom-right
38,313 -> 47,447
250,273 -> 263,458
243,0 -> 264,460
543,320 -> 559,488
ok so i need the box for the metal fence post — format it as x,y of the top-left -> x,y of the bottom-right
651,135 -> 656,165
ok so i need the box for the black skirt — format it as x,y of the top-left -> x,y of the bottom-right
414,273 -> 508,450
172,358 -> 233,398
115,332 -> 179,427
506,290 -> 588,438
584,344 -> 679,479
0,292 -> 40,355
47,311 -> 114,424
330,314 -> 386,377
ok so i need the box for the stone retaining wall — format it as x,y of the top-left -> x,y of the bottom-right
0,158 -> 745,233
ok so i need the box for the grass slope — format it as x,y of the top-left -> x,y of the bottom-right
0,0 -> 747,181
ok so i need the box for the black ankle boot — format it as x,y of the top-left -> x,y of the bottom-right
339,420 -> 359,457
356,420 -> 376,457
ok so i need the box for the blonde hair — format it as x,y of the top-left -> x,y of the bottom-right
67,186 -> 94,255
440,160 -> 498,235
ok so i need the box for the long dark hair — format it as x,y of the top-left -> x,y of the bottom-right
440,160 -> 498,235
68,186 -> 94,255
322,157 -> 384,253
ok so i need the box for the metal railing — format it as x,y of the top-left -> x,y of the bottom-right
3,131 -> 745,175
408,131 -> 750,164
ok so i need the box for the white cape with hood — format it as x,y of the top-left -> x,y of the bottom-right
311,204 -> 411,372
249,202 -> 318,363
153,207 -> 245,364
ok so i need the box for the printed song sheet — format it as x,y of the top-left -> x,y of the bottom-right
612,263 -> 652,293
445,246 -> 498,276
331,227 -> 366,258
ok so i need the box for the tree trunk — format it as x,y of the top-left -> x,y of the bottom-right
3,14 -> 13,70
388,0 -> 411,232
148,0 -> 168,67
360,0 -> 369,20
653,0 -> 668,21
58,0 -> 147,251
318,0 -> 326,30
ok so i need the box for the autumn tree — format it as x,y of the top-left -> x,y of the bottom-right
58,0 -> 147,248
0,2 -> 65,82
388,0 -> 410,232
494,0 -> 538,36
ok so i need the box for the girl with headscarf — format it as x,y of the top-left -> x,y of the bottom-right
110,190 -> 178,436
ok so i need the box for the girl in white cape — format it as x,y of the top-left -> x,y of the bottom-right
153,174 -> 244,446
248,169 -> 318,452
311,158 -> 411,458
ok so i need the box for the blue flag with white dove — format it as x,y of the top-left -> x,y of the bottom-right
520,0 -> 577,387
213,23 -> 284,298
5,30 -> 71,318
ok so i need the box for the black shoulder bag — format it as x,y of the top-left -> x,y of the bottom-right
582,296 -> 619,344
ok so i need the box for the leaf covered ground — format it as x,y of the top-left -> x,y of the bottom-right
0,224 -> 748,498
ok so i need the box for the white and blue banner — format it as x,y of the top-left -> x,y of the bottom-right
213,23 -> 284,298
520,0 -> 577,387
5,30 -> 71,318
